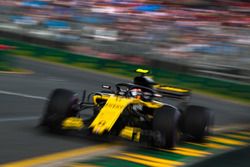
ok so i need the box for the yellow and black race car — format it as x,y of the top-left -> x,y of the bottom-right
40,70 -> 212,149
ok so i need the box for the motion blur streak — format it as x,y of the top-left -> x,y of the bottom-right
207,136 -> 247,146
0,90 -> 47,101
0,70 -> 33,75
109,155 -> 173,167
69,164 -> 99,167
187,142 -> 231,150
223,134 -> 250,140
0,116 -> 38,123
163,147 -> 211,157
237,131 -> 250,136
1,144 -> 113,167
121,152 -> 184,166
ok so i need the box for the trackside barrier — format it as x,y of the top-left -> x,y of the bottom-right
0,38 -> 249,102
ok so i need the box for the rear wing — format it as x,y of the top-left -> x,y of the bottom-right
154,85 -> 191,99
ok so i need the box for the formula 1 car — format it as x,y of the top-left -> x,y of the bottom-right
40,70 -> 212,148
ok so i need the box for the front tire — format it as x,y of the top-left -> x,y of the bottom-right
153,105 -> 180,148
40,89 -> 79,131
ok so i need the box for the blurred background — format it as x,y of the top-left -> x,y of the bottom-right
1,1 -> 250,165
0,0 -> 250,101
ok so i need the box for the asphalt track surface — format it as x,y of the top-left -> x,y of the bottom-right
0,57 -> 249,164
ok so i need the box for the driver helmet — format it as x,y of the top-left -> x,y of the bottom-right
130,88 -> 142,99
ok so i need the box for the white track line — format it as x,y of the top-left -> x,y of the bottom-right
0,90 -> 47,100
0,116 -> 39,123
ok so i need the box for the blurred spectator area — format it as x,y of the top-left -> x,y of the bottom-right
0,0 -> 250,81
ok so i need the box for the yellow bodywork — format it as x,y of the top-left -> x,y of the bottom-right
62,117 -> 84,130
154,85 -> 189,93
119,126 -> 141,142
136,68 -> 149,74
90,95 -> 163,135
90,95 -> 132,134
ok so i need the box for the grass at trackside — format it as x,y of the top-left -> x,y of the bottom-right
0,58 -> 32,74
0,51 -> 30,73
155,76 -> 250,105
0,53 -> 14,71
0,37 -> 249,105
0,63 -> 11,71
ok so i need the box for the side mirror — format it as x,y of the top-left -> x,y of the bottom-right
102,85 -> 111,89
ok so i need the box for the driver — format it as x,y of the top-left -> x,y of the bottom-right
130,88 -> 142,99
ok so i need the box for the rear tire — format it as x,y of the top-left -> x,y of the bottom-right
153,105 -> 180,148
40,89 -> 79,131
181,105 -> 211,141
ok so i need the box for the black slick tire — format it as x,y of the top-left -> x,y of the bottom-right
153,105 -> 180,149
40,88 -> 79,131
